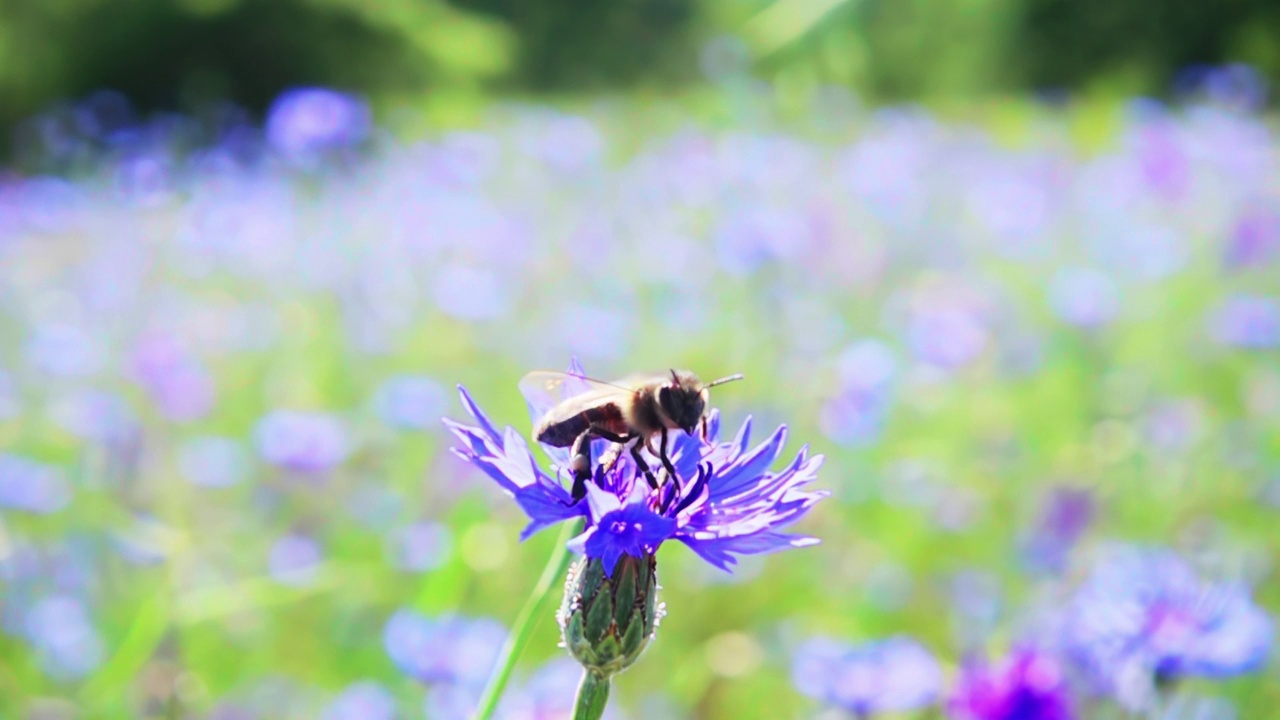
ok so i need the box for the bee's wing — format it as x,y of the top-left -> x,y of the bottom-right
518,371 -> 633,424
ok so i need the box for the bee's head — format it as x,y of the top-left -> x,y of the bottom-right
658,369 -> 706,435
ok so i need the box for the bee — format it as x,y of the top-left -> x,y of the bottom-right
519,369 -> 745,502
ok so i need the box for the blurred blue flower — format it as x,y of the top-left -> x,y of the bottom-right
25,595 -> 105,680
254,411 -> 350,473
1048,268 -> 1121,328
389,521 -> 452,573
445,362 -> 826,572
432,264 -> 512,321
0,454 -> 72,514
1209,295 -> 1280,349
791,635 -> 942,715
323,681 -> 396,720
266,88 -> 370,163
26,323 -> 105,377
372,375 -> 447,431
383,610 -> 505,688
1224,205 -> 1279,268
130,334 -> 216,421
1064,545 -> 1273,710
48,390 -> 140,448
820,340 -> 897,446
1020,487 -> 1095,574
267,533 -> 323,586
948,648 -> 1076,720
907,307 -> 989,370
178,436 -> 250,488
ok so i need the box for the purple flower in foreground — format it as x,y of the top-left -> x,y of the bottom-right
1064,545 -> 1273,710
949,648 -> 1076,720
792,636 -> 943,716
444,362 -> 826,573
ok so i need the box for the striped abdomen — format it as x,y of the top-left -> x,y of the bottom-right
535,402 -> 629,448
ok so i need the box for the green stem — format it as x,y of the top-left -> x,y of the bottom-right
470,520 -> 581,720
572,671 -> 612,720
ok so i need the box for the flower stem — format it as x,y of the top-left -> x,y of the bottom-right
573,671 -> 612,720
470,520 -> 581,720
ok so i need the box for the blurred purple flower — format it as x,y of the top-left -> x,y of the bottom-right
908,307 -> 989,369
372,375 -> 446,431
389,521 -> 451,573
25,595 -> 104,680
444,361 -> 826,573
1224,205 -> 1280,268
178,436 -> 250,488
268,534 -> 323,586
433,264 -> 511,321
1048,268 -> 1121,328
1143,399 -> 1205,453
130,334 -> 216,421
1064,545 -> 1273,710
820,340 -> 898,446
383,610 -> 505,688
26,323 -> 105,377
1208,295 -> 1280,349
323,681 -> 395,720
792,636 -> 943,716
266,88 -> 370,162
254,411 -> 350,473
948,648 -> 1076,720
48,390 -> 140,448
1021,487 -> 1095,574
0,454 -> 72,514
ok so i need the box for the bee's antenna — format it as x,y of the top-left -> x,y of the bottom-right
706,373 -> 745,388
670,369 -> 680,384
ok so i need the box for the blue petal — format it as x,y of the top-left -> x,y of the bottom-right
515,485 -> 584,540
710,424 -> 788,500
455,386 -> 501,444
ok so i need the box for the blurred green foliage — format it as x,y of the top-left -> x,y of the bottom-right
0,0 -> 1277,133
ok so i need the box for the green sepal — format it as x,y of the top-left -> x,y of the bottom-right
612,558 -> 637,634
584,585 -> 614,645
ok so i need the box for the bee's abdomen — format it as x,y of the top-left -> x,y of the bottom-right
535,404 -> 628,447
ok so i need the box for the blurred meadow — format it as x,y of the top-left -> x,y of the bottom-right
2,1 -> 1280,719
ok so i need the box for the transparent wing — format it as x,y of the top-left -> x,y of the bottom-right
518,370 -> 631,425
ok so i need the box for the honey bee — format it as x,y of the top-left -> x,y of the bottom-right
519,369 -> 744,502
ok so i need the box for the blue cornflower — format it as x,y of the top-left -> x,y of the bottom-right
791,635 -> 943,716
444,362 -> 826,573
1063,545 -> 1273,710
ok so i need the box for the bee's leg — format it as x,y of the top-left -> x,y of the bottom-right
566,429 -> 594,504
657,427 -> 679,483
628,441 -> 659,490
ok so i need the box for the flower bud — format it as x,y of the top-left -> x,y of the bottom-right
558,553 -> 659,678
